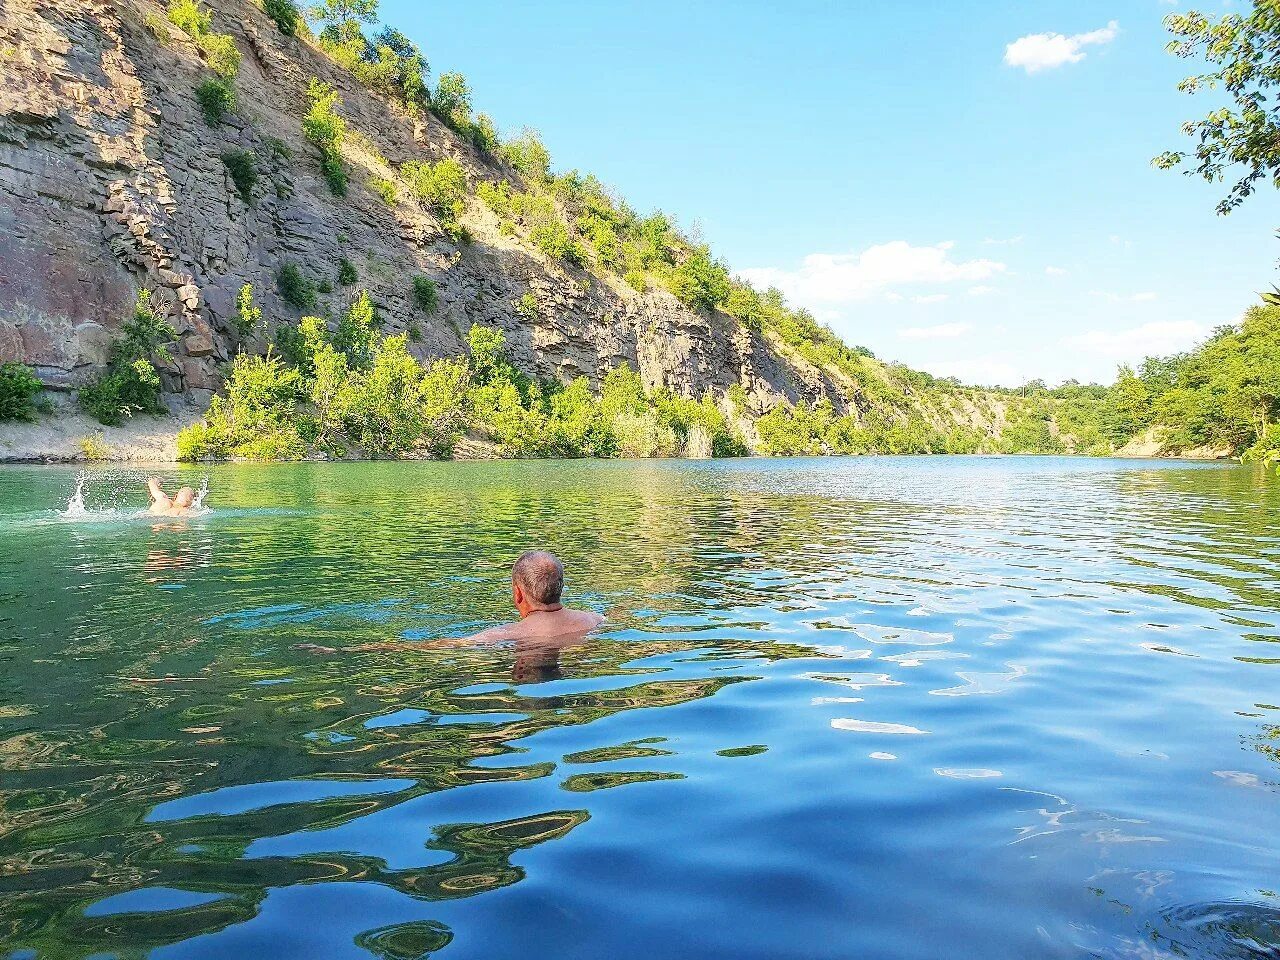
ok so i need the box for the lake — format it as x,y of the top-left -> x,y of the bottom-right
0,457 -> 1277,959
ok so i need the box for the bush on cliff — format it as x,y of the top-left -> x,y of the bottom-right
195,78 -> 236,125
262,0 -> 300,35
303,79 -> 348,196
277,263 -> 318,311
79,291 -> 177,426
0,363 -> 43,422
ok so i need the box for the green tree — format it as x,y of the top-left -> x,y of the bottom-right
433,71 -> 472,126
1156,4 -> 1280,212
0,363 -> 43,422
79,291 -> 177,426
308,0 -> 377,30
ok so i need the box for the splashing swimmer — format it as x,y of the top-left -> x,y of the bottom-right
146,477 -> 197,517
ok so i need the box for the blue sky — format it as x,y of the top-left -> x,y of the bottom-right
381,0 -> 1276,386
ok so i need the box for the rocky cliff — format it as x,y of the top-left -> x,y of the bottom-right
0,0 -> 858,422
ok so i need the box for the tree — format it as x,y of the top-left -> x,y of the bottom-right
1155,4 -> 1280,213
308,0 -> 377,30
433,71 -> 472,126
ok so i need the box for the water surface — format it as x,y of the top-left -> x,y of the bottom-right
1,457 -> 1278,959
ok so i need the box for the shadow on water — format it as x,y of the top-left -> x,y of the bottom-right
0,457 -> 1277,959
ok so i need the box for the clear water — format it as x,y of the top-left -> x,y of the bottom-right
1,458 -> 1278,960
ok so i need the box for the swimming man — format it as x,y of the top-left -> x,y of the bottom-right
461,550 -> 604,643
146,477 -> 197,517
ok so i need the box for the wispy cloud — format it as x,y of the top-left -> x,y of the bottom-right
912,294 -> 950,305
982,235 -> 1024,246
968,285 -> 997,296
1045,266 -> 1068,276
738,241 -> 1005,307
899,321 -> 973,340
1091,290 -> 1158,303
1062,320 -> 1205,358
1004,21 -> 1119,73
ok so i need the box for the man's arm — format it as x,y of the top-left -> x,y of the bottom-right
147,477 -> 171,509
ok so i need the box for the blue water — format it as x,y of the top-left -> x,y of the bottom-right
0,457 -> 1277,958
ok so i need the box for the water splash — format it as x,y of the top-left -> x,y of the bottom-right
192,476 -> 210,510
59,473 -> 89,519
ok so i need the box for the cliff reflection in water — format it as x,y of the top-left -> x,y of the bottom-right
0,458 -> 1277,960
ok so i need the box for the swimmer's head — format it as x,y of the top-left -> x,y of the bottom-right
173,487 -> 196,509
512,550 -> 564,611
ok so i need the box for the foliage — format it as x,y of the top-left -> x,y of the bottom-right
200,32 -> 240,79
307,0 -> 377,30
176,351 -> 307,461
333,290 -> 381,368
500,128 -> 552,182
79,291 -> 176,426
78,435 -> 111,461
262,0 -> 300,35
338,257 -> 358,285
433,71 -> 472,128
167,0 -> 211,37
0,362 -> 42,422
277,262 -> 319,310
368,175 -> 397,205
1156,5 -> 1280,212
665,246 -> 731,312
303,79 -> 347,195
234,283 -> 262,335
221,149 -> 257,204
401,157 -> 466,235
195,77 -> 235,125
412,275 -> 438,313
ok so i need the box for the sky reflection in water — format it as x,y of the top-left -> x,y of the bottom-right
0,457 -> 1277,959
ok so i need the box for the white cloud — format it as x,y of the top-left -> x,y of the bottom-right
982,235 -> 1024,246
1045,266 -> 1068,276
738,241 -> 1006,307
968,285 -> 997,296
912,294 -> 950,305
1004,21 -> 1119,73
899,321 -> 973,340
1062,320 -> 1206,359
1090,290 -> 1159,303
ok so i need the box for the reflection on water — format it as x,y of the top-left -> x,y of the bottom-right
0,457 -> 1277,959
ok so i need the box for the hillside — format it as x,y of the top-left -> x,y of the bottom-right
0,0 -> 1264,463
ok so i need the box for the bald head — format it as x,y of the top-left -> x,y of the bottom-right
173,487 -> 196,508
512,550 -> 564,607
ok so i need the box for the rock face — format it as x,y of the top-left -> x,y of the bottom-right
0,0 -> 846,412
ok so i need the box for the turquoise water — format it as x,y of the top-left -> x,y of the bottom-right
0,457 -> 1278,959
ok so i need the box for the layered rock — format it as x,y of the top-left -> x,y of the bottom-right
0,0 -> 846,417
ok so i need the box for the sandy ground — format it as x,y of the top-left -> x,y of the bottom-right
0,412 -> 195,463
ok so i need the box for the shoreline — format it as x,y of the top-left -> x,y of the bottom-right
0,414 -> 1241,466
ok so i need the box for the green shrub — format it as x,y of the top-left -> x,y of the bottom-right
624,269 -> 647,292
666,246 -> 730,313
368,175 -> 397,205
338,257 -> 358,285
500,128 -> 552,182
433,71 -> 472,128
333,290 -> 380,367
221,149 -> 257,204
195,77 -> 235,124
79,291 -> 177,426
412,275 -> 438,313
167,0 -> 211,36
276,262 -> 318,310
200,32 -> 240,79
303,79 -> 347,196
0,362 -> 42,422
516,292 -> 538,319
262,0 -> 299,35
401,157 -> 466,229
234,283 -> 262,335
143,12 -> 171,43
176,351 -> 307,461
